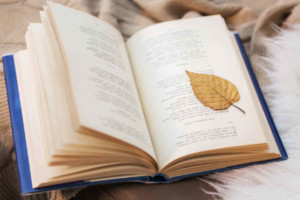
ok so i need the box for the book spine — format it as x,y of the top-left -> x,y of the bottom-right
2,54 -> 31,194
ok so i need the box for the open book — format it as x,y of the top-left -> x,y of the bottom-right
2,2 -> 287,194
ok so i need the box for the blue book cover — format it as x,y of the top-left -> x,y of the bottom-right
2,33 -> 287,195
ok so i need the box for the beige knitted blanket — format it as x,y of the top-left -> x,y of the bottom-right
1,0 -> 300,200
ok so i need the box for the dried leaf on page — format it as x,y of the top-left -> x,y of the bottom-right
185,71 -> 245,114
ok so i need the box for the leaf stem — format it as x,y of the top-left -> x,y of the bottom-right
232,104 -> 245,114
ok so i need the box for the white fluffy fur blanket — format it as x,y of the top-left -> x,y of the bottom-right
205,25 -> 300,200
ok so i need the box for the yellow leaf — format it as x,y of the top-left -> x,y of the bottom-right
185,71 -> 245,114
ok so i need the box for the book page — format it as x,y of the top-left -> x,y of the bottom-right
47,2 -> 156,158
127,16 -> 268,169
